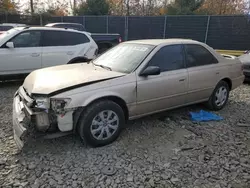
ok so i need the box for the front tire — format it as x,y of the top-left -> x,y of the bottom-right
206,80 -> 230,111
78,100 -> 125,147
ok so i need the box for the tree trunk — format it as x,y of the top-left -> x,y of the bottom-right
73,0 -> 76,15
219,0 -> 223,15
125,0 -> 130,16
142,0 -> 145,16
121,0 -> 123,15
30,0 -> 34,15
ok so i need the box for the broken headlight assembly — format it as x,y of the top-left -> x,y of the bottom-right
50,98 -> 72,114
35,98 -> 50,110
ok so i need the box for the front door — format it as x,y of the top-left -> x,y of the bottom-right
136,44 -> 188,116
0,30 -> 42,75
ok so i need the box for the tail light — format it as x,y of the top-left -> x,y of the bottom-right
94,49 -> 98,56
118,37 -> 122,43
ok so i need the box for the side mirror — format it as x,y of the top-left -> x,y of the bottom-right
6,42 -> 14,48
140,66 -> 161,76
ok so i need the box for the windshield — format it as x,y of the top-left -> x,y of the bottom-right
93,43 -> 154,73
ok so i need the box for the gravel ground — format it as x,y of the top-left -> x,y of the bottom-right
1,81 -> 250,188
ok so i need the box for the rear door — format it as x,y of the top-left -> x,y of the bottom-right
184,44 -> 220,103
41,30 -> 90,67
0,30 -> 42,75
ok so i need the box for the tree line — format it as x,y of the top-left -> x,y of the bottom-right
0,0 -> 249,16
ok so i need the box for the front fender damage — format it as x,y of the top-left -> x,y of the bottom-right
13,91 -> 84,150
56,107 -> 84,133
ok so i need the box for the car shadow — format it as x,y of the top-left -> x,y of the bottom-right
18,102 -> 207,155
11,82 -> 250,158
18,98 -> 250,153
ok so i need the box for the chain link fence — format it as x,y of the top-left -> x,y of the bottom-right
1,13 -> 250,50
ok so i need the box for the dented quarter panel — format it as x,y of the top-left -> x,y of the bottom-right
216,56 -> 244,90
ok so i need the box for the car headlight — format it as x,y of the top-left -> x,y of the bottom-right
51,98 -> 71,113
35,98 -> 50,109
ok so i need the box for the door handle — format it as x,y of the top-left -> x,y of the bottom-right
179,78 -> 186,82
216,72 -> 220,75
31,53 -> 40,57
67,51 -> 74,55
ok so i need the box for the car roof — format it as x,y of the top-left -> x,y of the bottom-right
0,23 -> 26,27
124,39 -> 201,46
15,26 -> 85,33
46,22 -> 83,26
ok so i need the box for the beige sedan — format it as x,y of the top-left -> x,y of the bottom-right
13,39 -> 244,148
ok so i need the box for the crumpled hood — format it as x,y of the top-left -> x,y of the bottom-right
239,54 -> 250,64
23,63 -> 125,96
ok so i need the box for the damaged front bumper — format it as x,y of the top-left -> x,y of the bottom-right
13,87 -> 75,150
13,90 -> 34,149
13,87 -> 51,149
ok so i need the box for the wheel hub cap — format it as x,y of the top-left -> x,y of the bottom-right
215,86 -> 227,107
90,110 -> 119,140
103,120 -> 108,127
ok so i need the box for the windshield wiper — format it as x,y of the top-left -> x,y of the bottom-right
93,63 -> 112,71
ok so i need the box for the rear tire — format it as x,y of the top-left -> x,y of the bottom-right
206,80 -> 229,111
77,100 -> 125,147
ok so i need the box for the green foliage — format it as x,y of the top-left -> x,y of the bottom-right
166,0 -> 204,15
0,0 -> 18,13
75,0 -> 110,15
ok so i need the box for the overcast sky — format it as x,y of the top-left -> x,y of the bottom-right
17,0 -> 73,13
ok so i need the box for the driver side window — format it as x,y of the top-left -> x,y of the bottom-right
9,31 -> 41,48
147,44 -> 185,72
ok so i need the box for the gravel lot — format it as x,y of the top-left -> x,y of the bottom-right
1,81 -> 250,188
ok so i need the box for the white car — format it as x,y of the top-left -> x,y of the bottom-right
0,27 -> 98,79
0,23 -> 27,35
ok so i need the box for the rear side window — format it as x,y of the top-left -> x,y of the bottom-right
0,26 -> 13,31
42,31 -> 90,47
148,44 -> 185,72
184,44 -> 218,67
